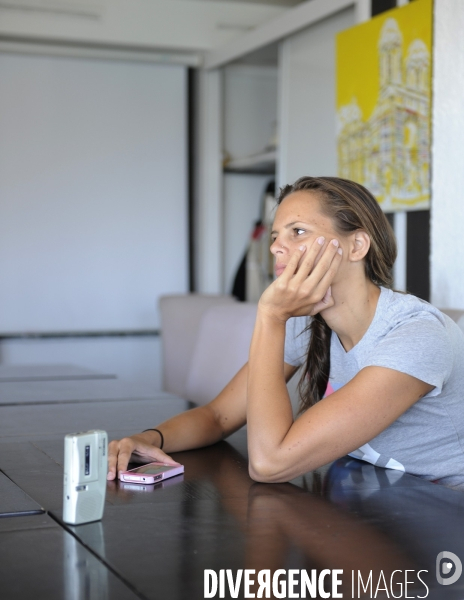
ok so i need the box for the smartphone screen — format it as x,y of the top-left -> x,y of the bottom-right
130,464 -> 176,475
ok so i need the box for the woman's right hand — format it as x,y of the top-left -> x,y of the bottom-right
259,236 -> 342,323
107,433 -> 181,481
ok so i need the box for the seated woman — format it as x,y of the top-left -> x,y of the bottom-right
107,176 -> 464,487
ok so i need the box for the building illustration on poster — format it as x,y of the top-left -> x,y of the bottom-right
336,0 -> 432,211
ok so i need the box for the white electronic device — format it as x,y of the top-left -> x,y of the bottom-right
63,430 -> 108,525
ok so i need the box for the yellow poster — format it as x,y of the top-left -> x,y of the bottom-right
336,0 -> 432,211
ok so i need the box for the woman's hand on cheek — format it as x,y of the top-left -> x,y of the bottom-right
309,285 -> 334,316
259,236 -> 342,321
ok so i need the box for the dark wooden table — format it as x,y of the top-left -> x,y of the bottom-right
0,363 -> 117,382
1,373 -> 464,599
0,375 -> 172,406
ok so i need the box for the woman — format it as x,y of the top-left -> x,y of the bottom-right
108,177 -> 464,486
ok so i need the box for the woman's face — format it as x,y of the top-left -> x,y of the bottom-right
270,191 -> 344,278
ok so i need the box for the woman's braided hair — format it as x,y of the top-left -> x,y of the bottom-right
277,176 -> 397,413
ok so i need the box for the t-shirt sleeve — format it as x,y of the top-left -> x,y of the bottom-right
284,316 -> 310,367
364,315 -> 453,396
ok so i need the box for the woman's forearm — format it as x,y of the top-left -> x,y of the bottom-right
146,404 -> 227,453
247,310 -> 294,478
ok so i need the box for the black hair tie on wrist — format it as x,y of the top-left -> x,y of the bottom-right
142,428 -> 164,450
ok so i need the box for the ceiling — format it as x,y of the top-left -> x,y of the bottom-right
183,0 -> 303,6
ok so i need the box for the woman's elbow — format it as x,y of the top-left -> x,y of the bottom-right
248,457 -> 290,484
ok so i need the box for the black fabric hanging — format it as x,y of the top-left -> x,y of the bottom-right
231,250 -> 247,301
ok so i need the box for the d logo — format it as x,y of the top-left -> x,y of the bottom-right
436,551 -> 462,585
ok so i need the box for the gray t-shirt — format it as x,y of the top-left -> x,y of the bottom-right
284,287 -> 464,487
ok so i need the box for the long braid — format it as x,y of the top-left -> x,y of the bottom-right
297,314 -> 332,413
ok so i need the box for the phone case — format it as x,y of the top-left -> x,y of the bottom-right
120,461 -> 184,484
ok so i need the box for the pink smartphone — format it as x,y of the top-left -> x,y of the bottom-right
119,461 -> 184,484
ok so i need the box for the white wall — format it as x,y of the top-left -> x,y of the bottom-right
223,64 -> 278,160
0,52 -> 189,385
430,0 -> 464,310
0,53 -> 188,333
277,6 -> 355,187
195,68 -> 223,294
222,64 -> 278,293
